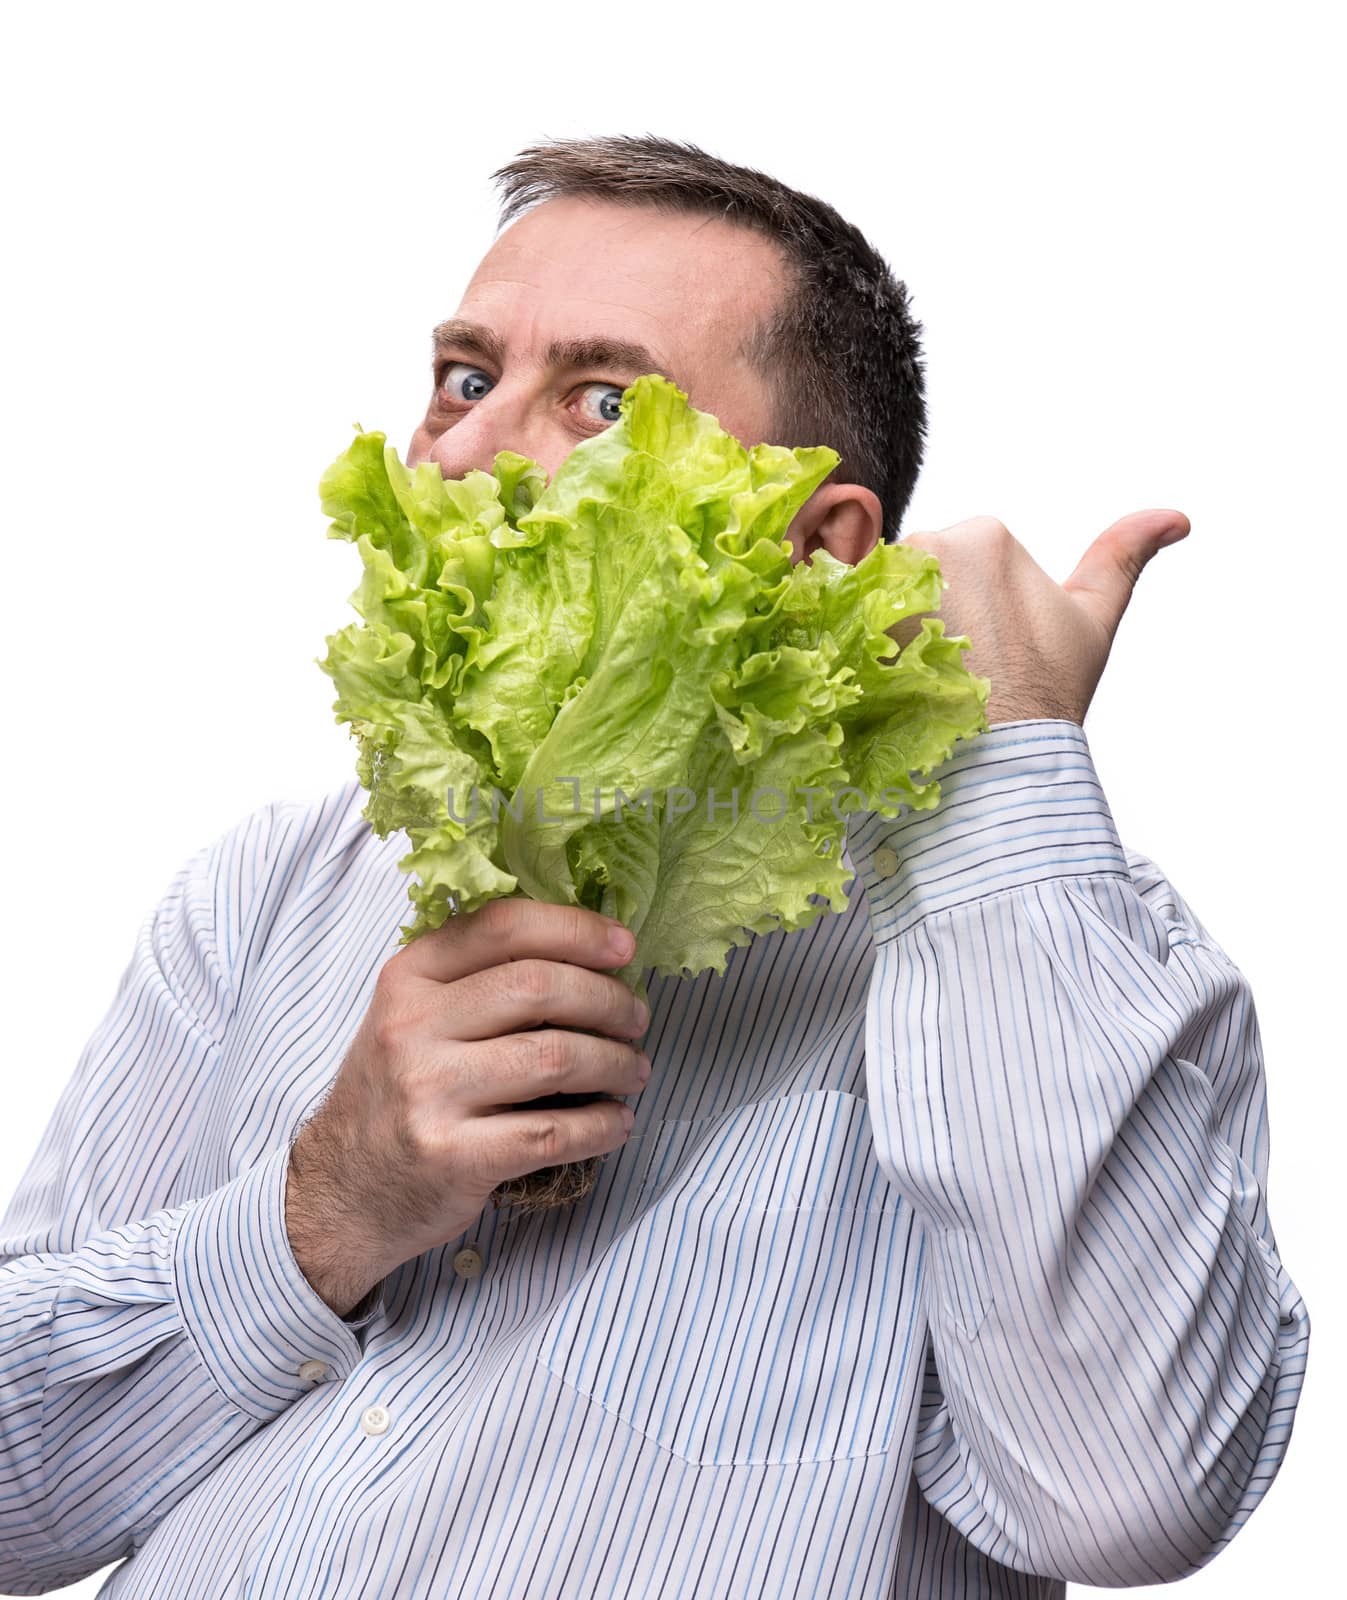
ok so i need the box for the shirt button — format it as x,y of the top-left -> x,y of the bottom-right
452,1246 -> 484,1279
872,845 -> 898,879
360,1405 -> 390,1436
298,1359 -> 330,1384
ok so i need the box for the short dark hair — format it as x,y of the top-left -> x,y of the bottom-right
491,134 -> 927,542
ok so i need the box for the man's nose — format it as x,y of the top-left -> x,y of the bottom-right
424,391 -> 546,480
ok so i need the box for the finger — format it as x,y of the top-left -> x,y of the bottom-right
397,896 -> 635,986
425,958 -> 649,1044
1090,507 -> 1191,552
456,1030 -> 651,1113
1062,508 -> 1190,632
479,1096 -> 636,1184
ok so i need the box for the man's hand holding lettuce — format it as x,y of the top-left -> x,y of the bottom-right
318,375 -> 990,1001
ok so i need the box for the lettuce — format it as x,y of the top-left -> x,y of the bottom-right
318,375 -> 990,992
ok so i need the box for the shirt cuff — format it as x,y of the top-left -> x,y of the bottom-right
173,1144 -> 382,1422
844,718 -> 1130,942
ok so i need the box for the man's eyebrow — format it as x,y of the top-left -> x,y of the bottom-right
431,319 -> 506,367
544,334 -> 669,377
431,321 -> 672,382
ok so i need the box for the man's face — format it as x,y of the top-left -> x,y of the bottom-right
406,195 -> 791,483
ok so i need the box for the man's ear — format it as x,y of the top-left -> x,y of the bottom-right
786,482 -> 885,566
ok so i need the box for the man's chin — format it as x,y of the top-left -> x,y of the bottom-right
487,1091 -> 612,1216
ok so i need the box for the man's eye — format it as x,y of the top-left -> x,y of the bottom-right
575,382 -> 625,427
440,362 -> 495,402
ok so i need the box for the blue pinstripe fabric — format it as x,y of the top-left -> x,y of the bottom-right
0,719 -> 1308,1596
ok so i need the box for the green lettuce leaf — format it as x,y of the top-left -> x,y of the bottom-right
317,374 -> 991,985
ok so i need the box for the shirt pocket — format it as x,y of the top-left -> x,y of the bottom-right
534,1089 -> 923,1468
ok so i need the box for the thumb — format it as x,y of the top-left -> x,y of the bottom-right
1062,508 -> 1190,633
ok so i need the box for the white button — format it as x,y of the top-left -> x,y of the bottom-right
298,1359 -> 330,1384
872,846 -> 898,879
453,1246 -> 484,1279
360,1405 -> 390,1436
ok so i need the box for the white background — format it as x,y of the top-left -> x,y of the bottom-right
1,1 -> 1339,1593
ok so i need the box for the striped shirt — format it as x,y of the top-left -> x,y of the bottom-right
0,719 -> 1308,1597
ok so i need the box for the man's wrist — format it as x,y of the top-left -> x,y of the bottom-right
284,1136 -> 386,1320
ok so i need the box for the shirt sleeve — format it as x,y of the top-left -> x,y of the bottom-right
848,719 -> 1310,1588
0,807 -> 385,1594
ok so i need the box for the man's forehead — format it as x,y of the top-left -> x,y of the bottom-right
474,192 -> 787,278
452,195 -> 790,362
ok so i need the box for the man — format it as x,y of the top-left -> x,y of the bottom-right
0,136 -> 1307,1597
